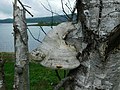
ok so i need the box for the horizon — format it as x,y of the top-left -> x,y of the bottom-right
0,14 -> 67,20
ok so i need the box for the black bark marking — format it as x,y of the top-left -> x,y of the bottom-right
105,24 -> 120,60
97,0 -> 103,28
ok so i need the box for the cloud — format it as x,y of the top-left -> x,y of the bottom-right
0,0 -> 75,19
0,12 -> 11,19
24,0 -> 65,17
0,0 -> 13,19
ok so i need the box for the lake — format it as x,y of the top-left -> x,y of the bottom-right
0,23 -> 51,52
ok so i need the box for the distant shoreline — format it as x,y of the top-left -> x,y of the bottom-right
0,14 -> 67,24
0,22 -> 59,26
28,22 -> 60,26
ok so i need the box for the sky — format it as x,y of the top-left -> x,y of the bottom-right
0,0 -> 76,19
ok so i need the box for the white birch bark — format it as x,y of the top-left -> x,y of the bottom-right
64,0 -> 120,90
13,0 -> 29,90
30,0 -> 120,90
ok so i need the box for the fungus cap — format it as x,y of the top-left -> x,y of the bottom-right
31,22 -> 80,69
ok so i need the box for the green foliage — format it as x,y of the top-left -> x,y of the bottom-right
37,21 -> 60,26
4,62 -> 56,90
4,62 -> 65,90
4,62 -> 14,90
29,63 -> 58,90
4,62 -> 55,90
0,52 -> 14,62
2,52 -> 66,89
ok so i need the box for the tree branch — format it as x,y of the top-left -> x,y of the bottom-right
46,0 -> 53,28
40,2 -> 67,20
65,3 -> 72,12
67,0 -> 72,10
27,28 -> 42,43
71,2 -> 77,21
61,0 -> 71,21
39,26 -> 47,35
16,14 -> 42,43
17,0 -> 33,17
54,76 -> 74,90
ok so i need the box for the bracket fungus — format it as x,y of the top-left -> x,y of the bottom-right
31,22 -> 80,69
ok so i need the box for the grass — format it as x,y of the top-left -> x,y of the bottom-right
29,63 -> 59,90
4,62 -> 14,90
1,52 -> 65,90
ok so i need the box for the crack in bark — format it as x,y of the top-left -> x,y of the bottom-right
105,24 -> 120,60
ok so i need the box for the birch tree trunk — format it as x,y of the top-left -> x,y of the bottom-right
13,0 -> 30,90
64,0 -> 120,90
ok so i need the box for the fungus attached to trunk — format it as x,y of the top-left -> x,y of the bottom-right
31,22 -> 80,69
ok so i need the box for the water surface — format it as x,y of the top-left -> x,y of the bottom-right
0,23 -> 51,52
